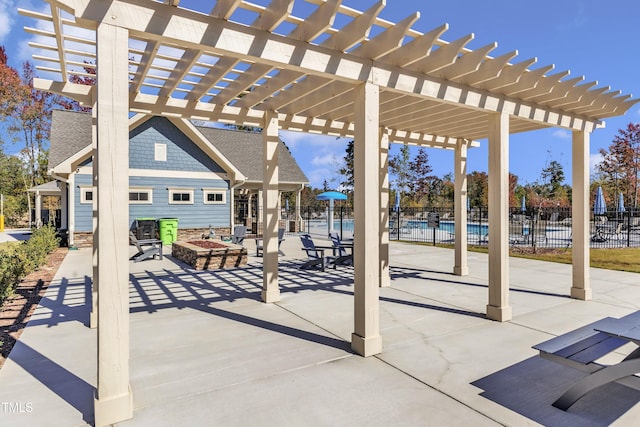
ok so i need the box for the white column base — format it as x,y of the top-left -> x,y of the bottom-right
261,289 -> 281,303
90,307 -> 97,329
379,275 -> 391,287
453,265 -> 469,276
486,304 -> 512,322
570,287 -> 592,300
94,386 -> 133,427
351,333 -> 382,357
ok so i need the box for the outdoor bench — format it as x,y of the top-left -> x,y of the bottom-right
533,311 -> 640,410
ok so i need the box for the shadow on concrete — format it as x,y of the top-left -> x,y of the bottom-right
9,340 -> 94,425
129,264 -> 353,353
472,356 -> 640,427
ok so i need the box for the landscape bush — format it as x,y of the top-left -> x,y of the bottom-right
0,226 -> 59,305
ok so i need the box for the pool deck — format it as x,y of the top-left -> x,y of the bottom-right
1,236 -> 640,426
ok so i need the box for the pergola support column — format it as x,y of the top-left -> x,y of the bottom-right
34,191 -> 42,227
90,100 -> 98,330
453,138 -> 469,276
93,22 -> 133,427
261,111 -> 280,303
571,131 -> 592,300
379,129 -> 390,287
352,82 -> 382,357
486,112 -> 512,322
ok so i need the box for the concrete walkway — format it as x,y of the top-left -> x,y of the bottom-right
1,237 -> 639,426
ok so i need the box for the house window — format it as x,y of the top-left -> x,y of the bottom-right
168,188 -> 194,204
203,189 -> 226,204
129,188 -> 153,204
155,143 -> 167,161
80,187 -> 94,204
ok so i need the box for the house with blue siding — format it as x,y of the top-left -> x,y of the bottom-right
48,110 -> 308,246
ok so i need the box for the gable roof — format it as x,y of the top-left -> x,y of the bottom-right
195,126 -> 308,184
49,109 -> 93,171
49,110 -> 308,185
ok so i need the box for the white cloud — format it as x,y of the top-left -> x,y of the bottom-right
280,130 -> 348,150
552,129 -> 571,140
590,152 -> 603,176
311,153 -> 337,167
0,0 -> 13,43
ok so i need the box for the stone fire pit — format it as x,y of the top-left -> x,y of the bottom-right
172,240 -> 247,270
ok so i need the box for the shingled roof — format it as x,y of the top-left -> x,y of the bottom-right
49,110 -> 308,185
195,126 -> 307,184
49,109 -> 92,170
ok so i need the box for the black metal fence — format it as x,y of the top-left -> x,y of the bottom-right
291,205 -> 640,249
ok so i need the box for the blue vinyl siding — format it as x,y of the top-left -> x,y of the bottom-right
72,117 -> 231,232
129,117 -> 225,173
74,173 -> 93,232
73,175 -> 229,232
128,176 -> 229,228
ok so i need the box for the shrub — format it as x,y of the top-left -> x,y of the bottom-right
0,225 -> 60,305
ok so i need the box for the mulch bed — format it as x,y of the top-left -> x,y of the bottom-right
0,247 -> 68,369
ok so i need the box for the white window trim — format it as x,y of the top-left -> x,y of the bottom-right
154,143 -> 167,162
80,186 -> 94,204
168,188 -> 194,205
202,188 -> 226,205
129,187 -> 153,204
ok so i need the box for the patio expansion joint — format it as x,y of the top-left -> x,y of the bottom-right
372,354 -> 506,427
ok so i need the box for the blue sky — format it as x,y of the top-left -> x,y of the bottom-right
1,0 -> 639,189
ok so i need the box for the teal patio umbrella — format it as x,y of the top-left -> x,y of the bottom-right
316,191 -> 347,235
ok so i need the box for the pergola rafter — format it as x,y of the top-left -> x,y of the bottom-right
21,0 -> 638,146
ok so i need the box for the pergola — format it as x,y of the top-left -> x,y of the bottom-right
20,1 -> 637,425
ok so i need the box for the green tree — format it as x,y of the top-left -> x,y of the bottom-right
339,140 -> 354,191
597,123 -> 640,209
389,144 -> 411,198
406,147 -> 434,204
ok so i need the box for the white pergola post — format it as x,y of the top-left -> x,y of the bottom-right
90,100 -> 98,330
93,23 -> 133,427
454,138 -> 469,276
59,182 -> 68,230
379,129 -> 390,287
352,82 -> 382,357
571,131 -> 592,300
68,174 -> 75,246
295,186 -> 302,232
34,191 -> 42,227
261,111 -> 280,303
486,112 -> 512,322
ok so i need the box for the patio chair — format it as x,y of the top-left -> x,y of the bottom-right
508,221 -> 529,245
328,232 -> 353,267
129,231 -> 163,262
299,234 -> 331,271
256,227 -> 285,256
221,225 -> 247,245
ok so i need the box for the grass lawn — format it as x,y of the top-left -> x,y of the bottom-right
427,242 -> 640,274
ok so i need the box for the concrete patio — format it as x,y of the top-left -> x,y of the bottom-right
1,236 -> 639,426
